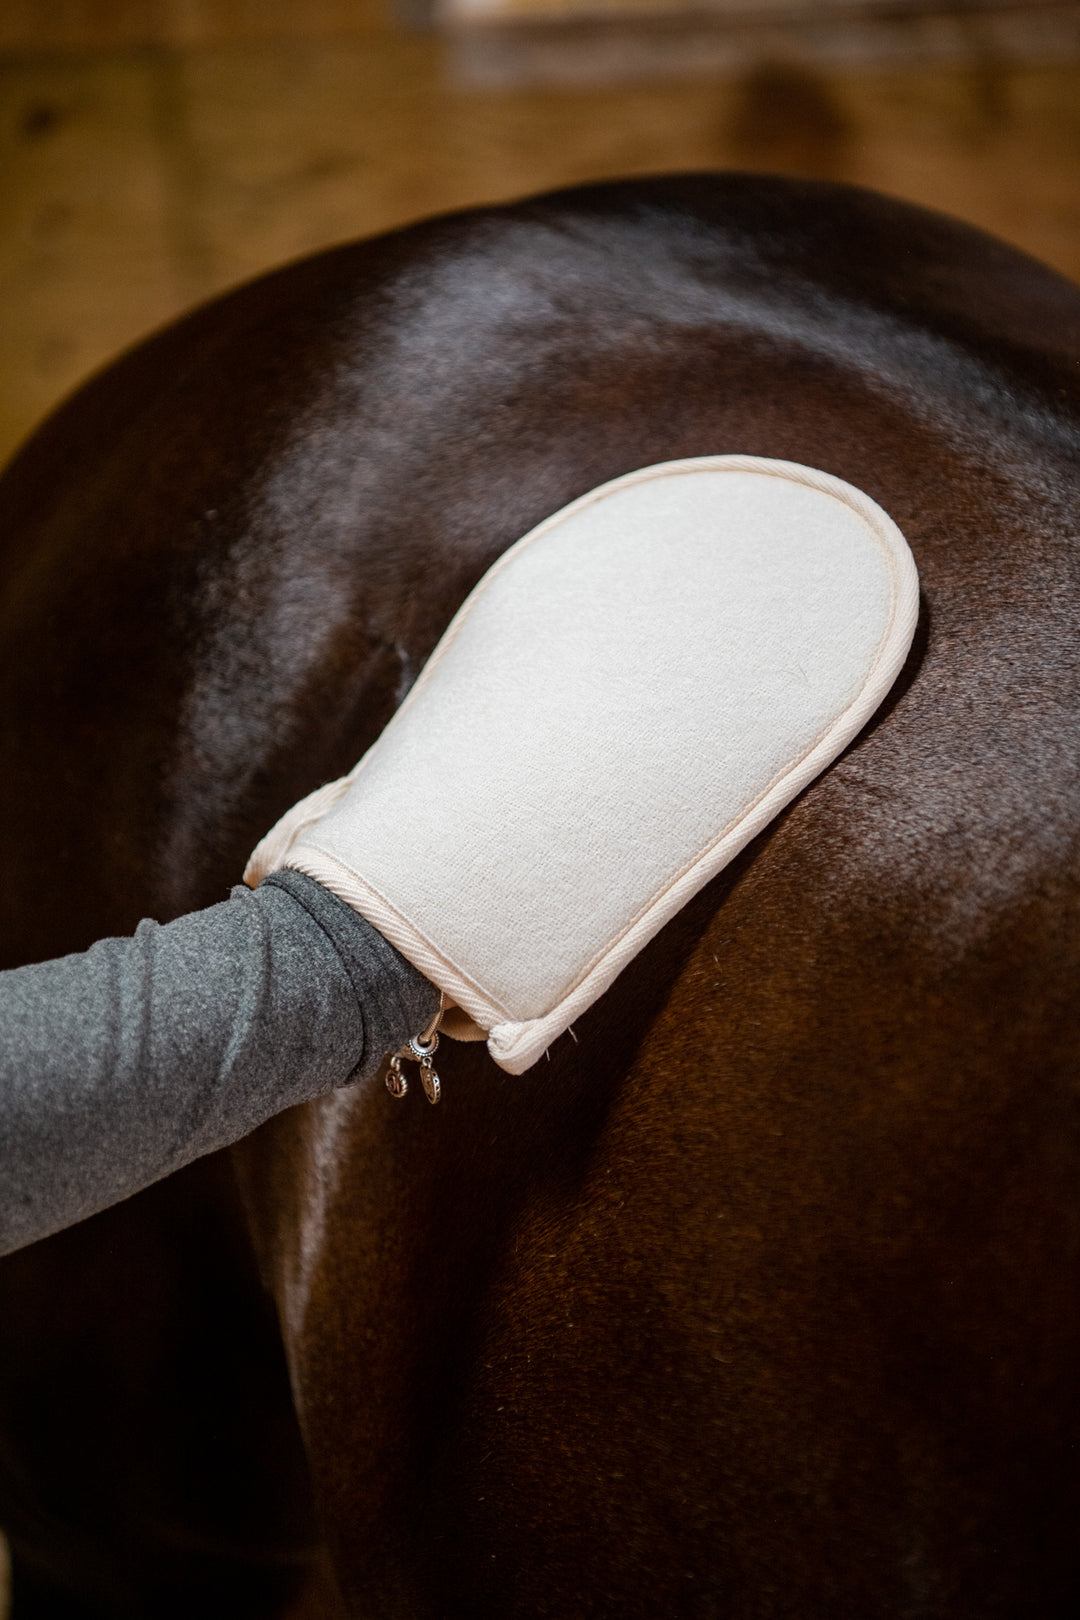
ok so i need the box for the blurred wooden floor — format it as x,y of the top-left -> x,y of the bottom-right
1,5 -> 1080,464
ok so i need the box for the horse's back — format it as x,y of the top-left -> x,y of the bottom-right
1,175 -> 1079,1617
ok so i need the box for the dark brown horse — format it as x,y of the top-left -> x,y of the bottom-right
1,174 -> 1079,1619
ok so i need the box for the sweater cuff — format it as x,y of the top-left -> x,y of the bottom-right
257,868 -> 441,1077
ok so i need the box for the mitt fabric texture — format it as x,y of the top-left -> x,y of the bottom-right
246,456 -> 919,1073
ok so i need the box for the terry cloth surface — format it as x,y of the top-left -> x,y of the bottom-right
0,870 -> 439,1255
247,456 -> 919,1074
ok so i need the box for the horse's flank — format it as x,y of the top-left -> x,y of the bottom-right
0,174 -> 1078,1617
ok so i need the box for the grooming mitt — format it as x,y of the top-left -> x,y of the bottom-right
246,456 -> 919,1073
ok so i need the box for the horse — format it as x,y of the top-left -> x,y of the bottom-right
0,172 -> 1078,1618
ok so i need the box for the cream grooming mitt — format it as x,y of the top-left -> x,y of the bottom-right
246,456 -> 919,1074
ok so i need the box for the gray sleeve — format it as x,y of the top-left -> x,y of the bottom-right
0,869 -> 441,1256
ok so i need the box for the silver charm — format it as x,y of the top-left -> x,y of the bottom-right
412,1032 -> 441,1104
386,1031 -> 441,1104
386,1053 -> 409,1098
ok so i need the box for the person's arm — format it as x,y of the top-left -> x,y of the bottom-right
0,868 -> 440,1256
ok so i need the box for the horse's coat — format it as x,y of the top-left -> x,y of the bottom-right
0,174 -> 1078,1617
